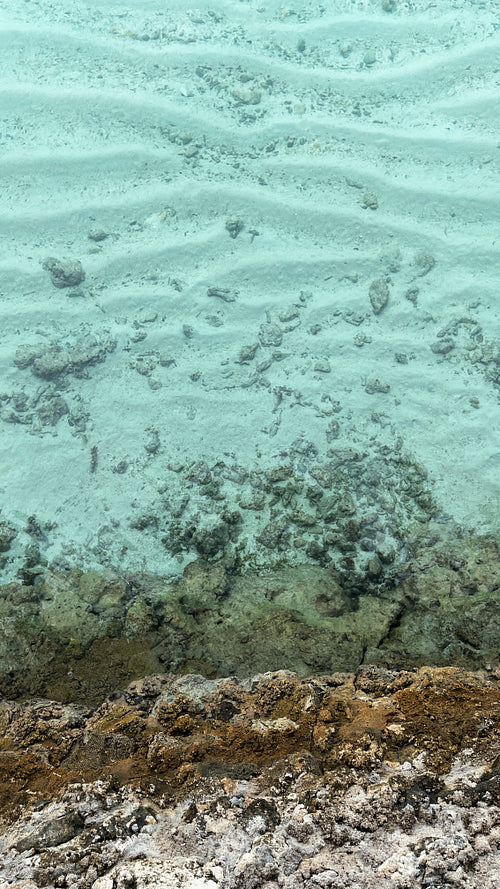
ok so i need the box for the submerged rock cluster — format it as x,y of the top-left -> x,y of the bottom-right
0,534 -> 497,704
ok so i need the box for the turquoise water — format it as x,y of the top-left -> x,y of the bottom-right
0,1 -> 498,696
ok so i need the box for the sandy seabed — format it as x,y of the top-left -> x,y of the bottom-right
0,0 -> 499,581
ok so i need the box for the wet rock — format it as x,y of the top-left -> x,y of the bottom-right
32,349 -> 71,378
361,189 -> 378,208
42,257 -> 85,288
237,343 -> 259,364
257,517 -> 290,549
414,251 -> 436,277
365,378 -> 390,394
431,337 -> 455,354
225,218 -> 244,238
0,536 -> 498,704
13,344 -> 46,369
368,278 -> 389,314
1,387 -> 70,429
193,521 -> 230,557
0,523 -> 17,553
259,323 -> 283,348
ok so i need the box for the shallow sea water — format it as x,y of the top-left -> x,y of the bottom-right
0,0 -> 499,695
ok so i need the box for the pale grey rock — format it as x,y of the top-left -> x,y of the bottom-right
314,359 -> 331,373
13,345 -> 45,369
414,252 -> 436,277
42,257 -> 85,288
237,343 -> 259,364
369,279 -> 389,314
365,378 -> 391,394
32,349 -> 71,378
259,323 -> 283,348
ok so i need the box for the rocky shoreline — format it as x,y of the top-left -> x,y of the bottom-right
1,534 -> 498,886
1,665 -> 499,888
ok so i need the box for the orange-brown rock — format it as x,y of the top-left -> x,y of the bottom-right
0,666 -> 498,827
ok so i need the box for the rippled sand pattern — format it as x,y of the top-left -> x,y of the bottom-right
0,0 -> 498,576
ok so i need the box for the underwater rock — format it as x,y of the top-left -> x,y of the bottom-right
0,533 -> 497,714
368,278 -> 389,314
237,342 -> 259,364
0,523 -> 16,553
0,387 -> 69,429
32,348 -> 71,378
259,322 -> 283,347
42,256 -> 85,288
414,251 -> 436,276
13,344 -> 45,369
15,334 -> 116,380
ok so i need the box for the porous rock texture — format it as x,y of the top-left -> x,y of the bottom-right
1,535 -> 498,706
1,666 -> 499,888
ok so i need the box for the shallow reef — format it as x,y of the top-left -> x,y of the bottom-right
0,532 -> 498,705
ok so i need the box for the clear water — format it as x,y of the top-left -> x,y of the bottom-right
0,0 -> 498,696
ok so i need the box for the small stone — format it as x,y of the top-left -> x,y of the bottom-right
42,257 -> 85,288
314,359 -> 331,373
353,333 -> 372,347
279,306 -> 300,323
259,323 -> 283,347
431,338 -> 454,355
232,87 -> 261,105
365,378 -> 390,394
325,420 -> 340,442
237,343 -> 259,364
207,286 -> 236,302
130,330 -> 147,343
159,353 -> 176,367
267,464 -> 293,483
112,460 -> 128,474
291,509 -> 317,527
405,287 -> 419,304
225,219 -> 244,239
369,279 -> 389,314
367,555 -> 383,576
362,191 -> 378,209
0,522 -> 17,552
414,252 -> 436,277
377,542 -> 396,564
144,428 -> 160,454
256,357 -> 273,373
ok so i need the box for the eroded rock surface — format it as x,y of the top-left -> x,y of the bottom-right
0,667 -> 499,888
0,535 -> 498,705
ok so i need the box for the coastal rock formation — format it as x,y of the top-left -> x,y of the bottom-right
0,535 -> 497,705
0,666 -> 499,887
